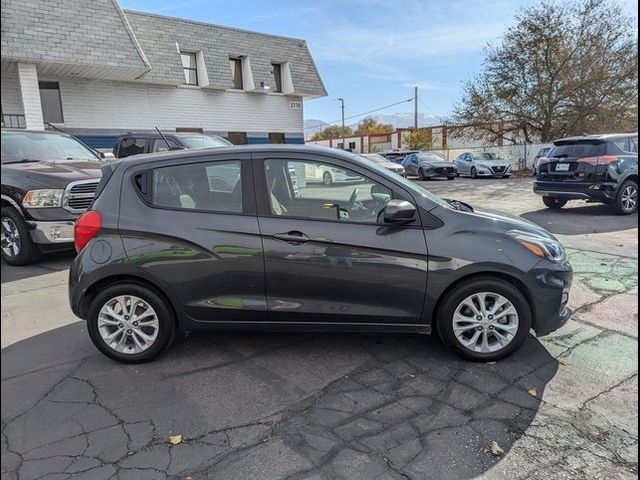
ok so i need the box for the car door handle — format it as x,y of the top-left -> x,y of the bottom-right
273,231 -> 310,244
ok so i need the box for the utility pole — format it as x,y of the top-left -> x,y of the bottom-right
414,86 -> 418,130
335,98 -> 345,148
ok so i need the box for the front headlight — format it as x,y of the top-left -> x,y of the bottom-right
508,230 -> 566,262
23,189 -> 64,208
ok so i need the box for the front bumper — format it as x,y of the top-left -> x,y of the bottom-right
528,261 -> 574,336
534,181 -> 618,202
476,166 -> 511,177
424,167 -> 457,178
27,220 -> 74,244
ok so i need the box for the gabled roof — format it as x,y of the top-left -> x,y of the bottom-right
123,10 -> 327,98
1,0 -> 149,72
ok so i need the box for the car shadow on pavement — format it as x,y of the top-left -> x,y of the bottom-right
521,205 -> 638,235
1,250 -> 75,284
1,323 -> 558,479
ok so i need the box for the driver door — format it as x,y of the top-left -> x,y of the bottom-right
253,154 -> 429,326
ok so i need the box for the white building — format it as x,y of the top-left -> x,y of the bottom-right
1,0 -> 327,148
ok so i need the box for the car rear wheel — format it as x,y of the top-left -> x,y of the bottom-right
543,196 -> 568,209
437,277 -> 531,361
471,167 -> 478,179
447,176 -> 456,181
87,283 -> 175,363
323,172 -> 333,186
614,180 -> 638,215
1,206 -> 41,266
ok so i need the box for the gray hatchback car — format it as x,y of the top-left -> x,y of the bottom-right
69,145 -> 572,363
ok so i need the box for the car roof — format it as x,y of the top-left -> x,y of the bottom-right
555,133 -> 638,143
114,132 -> 221,140
115,144 -> 364,169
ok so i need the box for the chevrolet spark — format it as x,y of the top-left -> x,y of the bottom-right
69,145 -> 572,363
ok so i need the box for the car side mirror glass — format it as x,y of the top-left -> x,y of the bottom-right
383,200 -> 416,224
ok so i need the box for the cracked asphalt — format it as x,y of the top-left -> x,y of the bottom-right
1,177 -> 637,480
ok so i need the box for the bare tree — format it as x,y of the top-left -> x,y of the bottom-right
454,0 -> 638,143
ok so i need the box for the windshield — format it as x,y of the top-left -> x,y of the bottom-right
418,153 -> 446,162
178,134 -> 232,149
1,131 -> 99,164
474,152 -> 499,160
361,154 -> 388,165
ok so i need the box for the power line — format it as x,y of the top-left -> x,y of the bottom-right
304,98 -> 413,130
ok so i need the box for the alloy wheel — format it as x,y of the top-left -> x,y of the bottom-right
97,295 -> 160,354
452,292 -> 520,353
1,217 -> 21,258
622,184 -> 638,212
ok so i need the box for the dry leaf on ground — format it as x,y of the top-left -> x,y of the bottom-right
168,434 -> 182,445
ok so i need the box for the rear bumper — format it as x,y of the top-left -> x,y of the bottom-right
534,181 -> 618,202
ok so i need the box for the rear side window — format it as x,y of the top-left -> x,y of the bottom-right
549,141 -> 606,158
118,138 -> 146,158
152,160 -> 242,213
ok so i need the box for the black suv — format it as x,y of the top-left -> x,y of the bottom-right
534,133 -> 638,214
69,145 -> 573,364
1,129 -> 103,265
113,132 -> 231,158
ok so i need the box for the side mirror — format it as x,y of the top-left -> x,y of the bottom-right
383,200 -> 416,224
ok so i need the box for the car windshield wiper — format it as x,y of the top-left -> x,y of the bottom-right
2,158 -> 41,164
445,198 -> 474,212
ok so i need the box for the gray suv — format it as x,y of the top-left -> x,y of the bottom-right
69,145 -> 572,363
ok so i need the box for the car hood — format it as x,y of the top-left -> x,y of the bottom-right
421,160 -> 453,168
476,159 -> 510,167
2,160 -> 103,189
384,162 -> 404,169
469,207 -> 557,240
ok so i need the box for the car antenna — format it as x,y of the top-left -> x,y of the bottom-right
155,126 -> 174,150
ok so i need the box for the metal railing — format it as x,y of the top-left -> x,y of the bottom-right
1,114 -> 26,128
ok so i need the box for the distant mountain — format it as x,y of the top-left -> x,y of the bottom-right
304,113 -> 446,139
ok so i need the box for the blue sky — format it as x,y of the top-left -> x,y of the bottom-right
121,0 -> 638,127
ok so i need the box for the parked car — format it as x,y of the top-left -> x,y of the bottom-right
360,153 -> 405,176
401,152 -> 457,180
113,132 -> 231,158
381,150 -> 419,164
1,129 -> 103,265
454,152 -> 512,178
534,133 -> 638,215
304,162 -> 364,185
532,147 -> 552,176
69,145 -> 572,364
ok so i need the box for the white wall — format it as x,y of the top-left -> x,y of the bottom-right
50,77 -> 304,133
427,143 -> 552,170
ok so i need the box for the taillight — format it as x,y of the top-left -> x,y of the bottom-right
597,155 -> 620,165
74,210 -> 101,253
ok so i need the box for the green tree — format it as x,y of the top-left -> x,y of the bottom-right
310,125 -> 353,141
354,117 -> 395,136
404,129 -> 433,150
454,0 -> 638,143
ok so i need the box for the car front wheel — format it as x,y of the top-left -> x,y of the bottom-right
1,206 -> 40,266
615,180 -> 638,215
471,167 -> 478,179
437,277 -> 531,361
87,283 -> 175,363
543,196 -> 568,209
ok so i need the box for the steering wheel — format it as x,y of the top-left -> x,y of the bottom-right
348,188 -> 359,210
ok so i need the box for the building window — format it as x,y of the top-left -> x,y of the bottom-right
271,63 -> 282,93
181,52 -> 198,85
227,132 -> 247,145
39,82 -> 64,124
269,133 -> 285,144
229,58 -> 244,89
348,141 -> 356,151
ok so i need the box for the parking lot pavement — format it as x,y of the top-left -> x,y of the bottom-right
1,177 -> 637,479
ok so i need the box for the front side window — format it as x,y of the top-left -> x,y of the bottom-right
271,63 -> 282,93
118,137 -> 146,158
181,52 -> 198,85
39,82 -> 64,124
229,58 -> 243,89
152,160 -> 242,212
264,159 -> 393,223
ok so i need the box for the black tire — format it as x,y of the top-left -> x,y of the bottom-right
437,276 -> 532,361
323,171 -> 333,186
1,206 -> 41,266
543,196 -> 568,209
87,283 -> 176,363
418,168 -> 428,181
614,180 -> 638,215
471,167 -> 478,179
503,175 -> 511,179
447,176 -> 456,181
